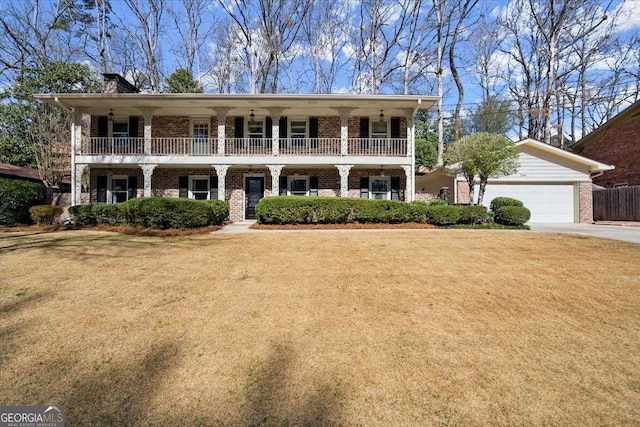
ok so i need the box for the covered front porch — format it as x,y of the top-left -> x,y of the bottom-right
79,164 -> 412,221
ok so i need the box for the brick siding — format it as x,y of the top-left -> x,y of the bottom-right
578,181 -> 593,223
83,166 -> 411,222
576,114 -> 640,187
456,181 -> 470,204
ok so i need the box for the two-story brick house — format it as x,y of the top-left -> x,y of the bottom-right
36,75 -> 437,221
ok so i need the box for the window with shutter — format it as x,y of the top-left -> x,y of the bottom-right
310,176 -> 319,196
97,175 -> 107,203
391,176 -> 401,200
128,176 -> 138,199
360,177 -> 369,198
210,176 -> 219,200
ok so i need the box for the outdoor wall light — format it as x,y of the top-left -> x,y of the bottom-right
108,109 -> 114,121
379,110 -> 384,122
379,166 -> 385,177
249,110 -> 256,123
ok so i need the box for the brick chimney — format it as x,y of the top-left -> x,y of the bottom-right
102,73 -> 140,93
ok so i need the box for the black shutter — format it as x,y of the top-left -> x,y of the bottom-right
309,117 -> 319,148
234,117 -> 244,138
234,117 -> 244,149
310,176 -> 319,196
128,176 -> 138,199
359,117 -> 369,138
359,117 -> 369,149
97,116 -> 108,137
129,116 -> 139,137
210,176 -> 219,200
391,176 -> 401,201
179,176 -> 188,198
265,116 -> 273,139
390,117 -> 401,139
279,117 -> 287,138
279,176 -> 288,196
97,175 -> 107,203
360,177 -> 369,199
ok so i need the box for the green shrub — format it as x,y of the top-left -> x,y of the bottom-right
69,198 -> 229,229
29,205 -> 63,225
490,197 -> 524,211
0,177 -> 47,225
429,198 -> 448,206
255,197 -> 427,225
458,205 -> 490,225
69,204 -> 97,225
93,204 -> 125,225
204,199 -> 230,225
424,205 -> 463,226
494,206 -> 531,225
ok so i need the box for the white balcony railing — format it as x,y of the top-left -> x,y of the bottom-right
83,137 -> 145,155
348,138 -> 407,156
83,137 -> 408,157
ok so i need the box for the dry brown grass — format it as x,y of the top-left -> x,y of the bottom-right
1,230 -> 639,426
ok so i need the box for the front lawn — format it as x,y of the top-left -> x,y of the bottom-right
1,231 -> 638,425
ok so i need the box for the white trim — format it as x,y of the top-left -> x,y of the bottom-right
190,117 -> 211,138
287,175 -> 310,196
110,174 -> 129,204
188,175 -> 210,200
289,118 -> 308,139
369,176 -> 391,200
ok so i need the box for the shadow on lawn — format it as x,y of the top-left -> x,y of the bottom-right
235,341 -> 346,426
0,231 -> 162,258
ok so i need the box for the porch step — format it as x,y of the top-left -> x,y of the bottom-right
215,221 -> 255,234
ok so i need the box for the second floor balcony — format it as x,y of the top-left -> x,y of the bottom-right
82,137 -> 409,157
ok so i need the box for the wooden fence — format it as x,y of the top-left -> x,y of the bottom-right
593,186 -> 640,221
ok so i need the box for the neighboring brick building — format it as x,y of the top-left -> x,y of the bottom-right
573,99 -> 640,187
37,74 -> 436,222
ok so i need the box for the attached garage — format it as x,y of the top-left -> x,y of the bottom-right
415,139 -> 615,223
479,183 -> 574,223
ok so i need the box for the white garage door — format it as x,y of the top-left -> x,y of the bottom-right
478,183 -> 575,223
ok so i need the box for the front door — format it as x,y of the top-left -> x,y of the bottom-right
245,177 -> 264,220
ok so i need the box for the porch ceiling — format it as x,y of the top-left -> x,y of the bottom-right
35,93 -> 437,117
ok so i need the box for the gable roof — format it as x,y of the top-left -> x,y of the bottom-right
573,99 -> 640,150
516,138 -> 614,173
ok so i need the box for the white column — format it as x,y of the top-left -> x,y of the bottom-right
403,109 -> 417,200
74,164 -> 87,206
336,164 -> 353,197
267,107 -> 286,156
267,164 -> 284,196
140,107 -> 157,154
140,164 -> 157,197
211,107 -> 231,156
402,165 -> 413,202
334,107 -> 354,156
214,164 -> 230,201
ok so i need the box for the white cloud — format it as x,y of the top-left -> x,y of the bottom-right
613,0 -> 640,33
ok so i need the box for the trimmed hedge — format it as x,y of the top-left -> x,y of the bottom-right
494,206 -> 531,225
29,205 -> 63,225
0,177 -> 47,225
255,196 -> 495,226
69,198 -> 229,229
490,197 -> 524,211
255,196 -> 427,224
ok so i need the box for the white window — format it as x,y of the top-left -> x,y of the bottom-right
370,177 -> 390,200
191,119 -> 209,139
111,175 -> 129,203
290,120 -> 307,147
288,176 -> 309,196
189,176 -> 210,200
248,120 -> 264,147
191,119 -> 210,155
371,120 -> 388,139
112,121 -> 129,139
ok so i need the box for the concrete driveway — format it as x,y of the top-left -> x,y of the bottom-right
529,223 -> 640,244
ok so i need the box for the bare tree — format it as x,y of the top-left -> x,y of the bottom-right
120,0 -> 166,92
169,0 -> 213,81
